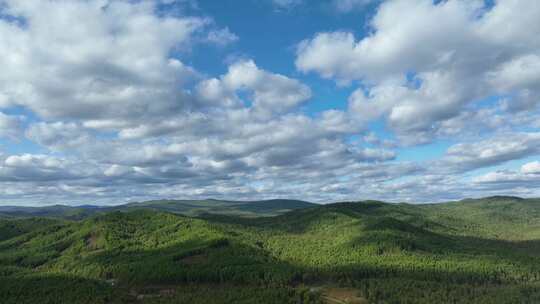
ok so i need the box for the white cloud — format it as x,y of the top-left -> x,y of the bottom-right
438,133 -> 540,173
522,161 -> 540,175
205,27 -> 238,46
26,122 -> 91,150
488,54 -> 540,112
333,0 -> 374,13
104,164 -> 135,177
488,55 -> 540,92
197,60 -> 312,117
5,154 -> 62,168
0,154 -> 96,182
472,163 -> 540,194
297,0 -> 540,143
297,0 -> 485,83
0,0 -> 206,125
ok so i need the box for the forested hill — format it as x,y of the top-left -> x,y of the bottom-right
0,198 -> 315,219
123,198 -> 315,217
1,196 -> 540,303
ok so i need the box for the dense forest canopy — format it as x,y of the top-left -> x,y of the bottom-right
1,196 -> 540,303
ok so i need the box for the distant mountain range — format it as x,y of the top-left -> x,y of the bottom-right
0,198 -> 316,220
0,196 -> 531,220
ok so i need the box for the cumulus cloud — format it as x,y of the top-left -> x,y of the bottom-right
26,122 -> 92,150
297,0 -> 540,143
438,133 -> 540,173
0,0 -> 205,125
488,54 -> 540,112
0,154 -> 93,182
196,60 -> 312,117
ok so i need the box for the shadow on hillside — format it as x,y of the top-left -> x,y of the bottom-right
79,236 -> 301,286
200,201 -> 454,236
344,221 -> 540,284
0,273 -> 121,304
4,230 -> 540,304
73,225 -> 540,289
352,217 -> 540,257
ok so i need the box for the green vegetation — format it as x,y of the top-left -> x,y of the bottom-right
0,217 -> 61,242
124,198 -> 315,217
1,196 -> 540,303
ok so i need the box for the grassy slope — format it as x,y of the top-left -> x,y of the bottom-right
0,197 -> 539,303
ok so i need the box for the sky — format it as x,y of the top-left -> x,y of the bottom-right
0,0 -> 539,206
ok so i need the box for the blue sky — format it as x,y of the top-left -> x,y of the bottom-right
0,0 -> 539,206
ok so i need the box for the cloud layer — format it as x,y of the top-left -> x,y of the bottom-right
0,0 -> 539,205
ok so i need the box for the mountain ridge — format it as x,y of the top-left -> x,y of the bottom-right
0,198 -> 316,219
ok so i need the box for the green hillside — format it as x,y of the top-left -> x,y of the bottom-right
420,196 -> 540,239
123,198 -> 315,217
1,197 -> 540,303
0,218 -> 63,242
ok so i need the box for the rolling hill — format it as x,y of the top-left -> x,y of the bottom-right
0,197 -> 539,303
